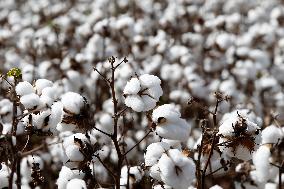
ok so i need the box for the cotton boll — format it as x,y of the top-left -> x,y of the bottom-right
161,139 -> 181,150
62,133 -> 97,165
16,81 -> 34,96
210,185 -> 223,189
48,102 -> 63,130
152,104 -> 181,126
261,125 -> 283,145
152,104 -> 191,141
141,95 -> 157,111
57,166 -> 85,189
149,163 -> 162,181
42,86 -> 58,99
218,110 -> 262,161
0,99 -> 13,122
144,142 -> 170,166
0,163 -> 15,188
124,95 -> 145,112
146,85 -> 163,100
123,78 -> 141,95
35,79 -> 53,95
66,178 -> 87,189
252,145 -> 272,183
20,93 -> 40,110
139,74 -> 161,88
57,122 -> 77,132
32,109 -> 51,130
158,149 -> 195,189
65,145 -> 84,162
265,183 -> 277,189
123,74 -> 163,112
21,155 -> 43,185
61,92 -> 84,114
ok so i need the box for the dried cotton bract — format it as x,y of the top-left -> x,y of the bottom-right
123,74 -> 163,112
218,110 -> 262,161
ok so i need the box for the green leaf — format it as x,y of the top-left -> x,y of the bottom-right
7,68 -> 22,78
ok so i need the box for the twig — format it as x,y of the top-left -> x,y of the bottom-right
123,130 -> 152,156
94,154 -> 116,180
93,126 -> 112,137
93,67 -> 110,84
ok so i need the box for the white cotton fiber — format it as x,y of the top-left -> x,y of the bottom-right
16,81 -> 34,96
61,92 -> 84,114
66,178 -> 87,189
261,125 -> 283,145
123,78 -> 141,94
20,93 -> 40,109
35,79 -> 53,95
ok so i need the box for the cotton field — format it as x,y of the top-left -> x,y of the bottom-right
0,0 -> 284,189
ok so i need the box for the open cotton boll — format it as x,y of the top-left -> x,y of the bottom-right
152,104 -> 191,141
152,104 -> 181,123
41,86 -> 58,100
155,118 -> 190,141
149,163 -> 162,181
144,142 -> 170,166
66,178 -> 87,189
123,74 -> 163,112
20,155 -> 43,185
158,149 -> 196,189
123,77 -> 141,94
218,109 -> 262,161
146,85 -> 163,100
57,122 -> 77,132
35,79 -> 53,95
57,166 -> 85,189
65,145 -> 85,162
161,139 -> 182,150
0,163 -> 15,188
16,81 -> 34,96
124,95 -> 145,112
261,125 -> 283,144
48,102 -> 63,129
32,110 -> 51,130
252,145 -> 272,183
20,93 -> 40,110
61,92 -> 84,114
265,183 -> 277,189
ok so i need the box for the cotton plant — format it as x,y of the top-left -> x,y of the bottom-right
57,91 -> 94,132
123,74 -> 163,112
62,132 -> 97,169
218,110 -> 262,161
15,79 -> 59,109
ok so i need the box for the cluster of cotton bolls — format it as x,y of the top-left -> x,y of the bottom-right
1,0 -> 284,188
13,79 -> 62,137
